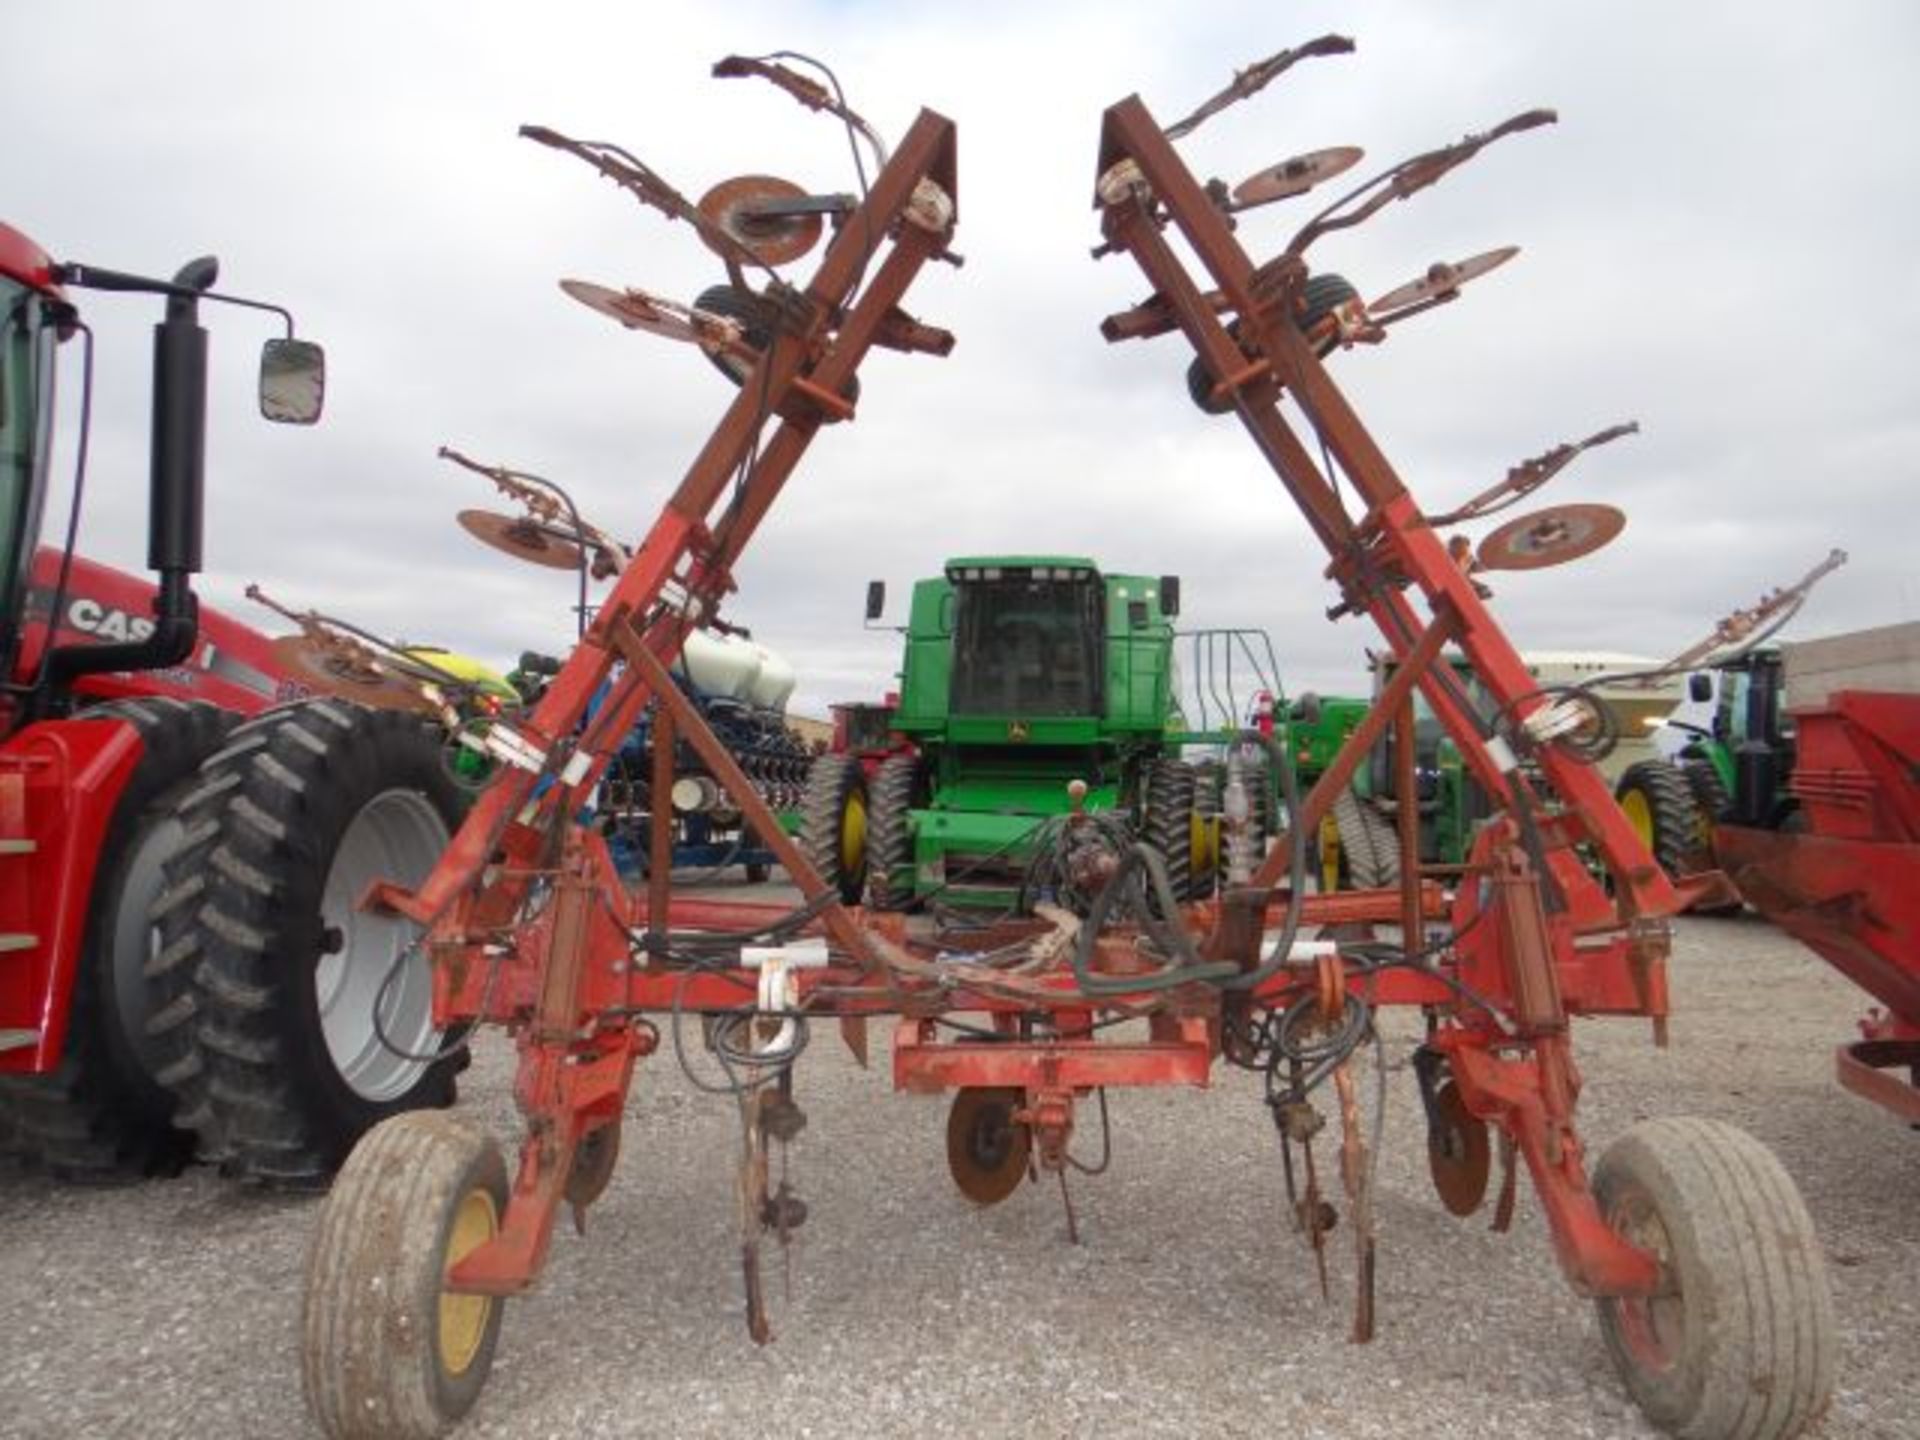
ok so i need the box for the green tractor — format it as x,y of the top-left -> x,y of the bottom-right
797,557 -> 1274,911
1317,650 -> 1682,894
1613,647 -> 1799,885
1309,654 -> 1500,892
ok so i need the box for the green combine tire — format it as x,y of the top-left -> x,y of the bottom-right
864,755 -> 924,911
799,754 -> 868,906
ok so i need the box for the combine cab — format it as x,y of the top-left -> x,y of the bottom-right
799,557 -> 1273,910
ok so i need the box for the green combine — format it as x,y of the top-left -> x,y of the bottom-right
799,556 -> 1282,911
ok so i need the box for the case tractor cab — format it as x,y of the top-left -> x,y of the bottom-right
0,221 -> 347,1178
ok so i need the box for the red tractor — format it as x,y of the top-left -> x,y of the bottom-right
0,220 -> 326,1177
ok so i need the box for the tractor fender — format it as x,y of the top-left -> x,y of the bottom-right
0,718 -> 143,1074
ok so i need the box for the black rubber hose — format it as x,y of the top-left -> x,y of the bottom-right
1221,728 -> 1311,991
1070,843 -> 1239,994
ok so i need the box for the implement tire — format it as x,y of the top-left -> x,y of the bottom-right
0,698 -> 233,1180
149,699 -> 465,1185
302,1111 -> 508,1439
1186,273 -> 1360,415
1594,1117 -> 1835,1440
692,283 -> 861,405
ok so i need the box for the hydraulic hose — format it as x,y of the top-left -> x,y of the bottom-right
1221,728 -> 1311,991
1066,727 -> 1311,996
1070,841 -> 1239,994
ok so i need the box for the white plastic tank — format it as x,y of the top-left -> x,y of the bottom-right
748,644 -> 797,711
674,629 -> 795,712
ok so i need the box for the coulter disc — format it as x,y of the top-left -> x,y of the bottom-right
697,174 -> 823,267
1476,502 -> 1626,572
269,635 -> 435,714
457,508 -> 588,571
1231,145 -> 1364,207
1371,245 -> 1520,315
945,1087 -> 1031,1206
1426,1080 -> 1491,1217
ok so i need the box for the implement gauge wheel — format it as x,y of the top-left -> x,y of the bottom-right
946,1087 -> 1031,1206
1613,758 -> 1703,881
302,1111 -> 508,1439
799,753 -> 868,906
692,282 -> 862,405
1593,1117 -> 1835,1440
1186,273 -> 1361,415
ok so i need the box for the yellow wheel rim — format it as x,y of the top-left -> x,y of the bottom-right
1190,811 -> 1219,876
438,1187 -> 498,1378
840,791 -> 868,874
1318,815 -> 1342,892
1620,788 -> 1654,848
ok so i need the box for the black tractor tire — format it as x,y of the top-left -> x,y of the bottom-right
1142,759 -> 1198,904
148,699 -> 467,1186
865,754 -> 925,912
798,754 -> 868,906
1188,764 -> 1220,900
1613,758 -> 1704,882
1235,755 -> 1274,851
1330,786 -> 1399,891
1186,273 -> 1361,416
1677,759 -> 1747,915
302,1111 -> 509,1439
0,698 -> 234,1180
1593,1117 -> 1835,1440
1680,758 -> 1731,827
692,283 -> 861,405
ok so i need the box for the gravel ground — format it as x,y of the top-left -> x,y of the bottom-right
2,905 -> 1914,1439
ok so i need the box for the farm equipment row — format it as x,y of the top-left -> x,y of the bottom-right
252,42 -> 1834,1440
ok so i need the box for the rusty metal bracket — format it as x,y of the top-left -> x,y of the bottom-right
1162,35 -> 1356,141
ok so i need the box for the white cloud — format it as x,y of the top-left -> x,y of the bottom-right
8,0 -> 1915,714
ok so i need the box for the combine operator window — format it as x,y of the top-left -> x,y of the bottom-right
950,569 -> 1104,717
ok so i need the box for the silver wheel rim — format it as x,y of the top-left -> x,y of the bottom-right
315,790 -> 449,1102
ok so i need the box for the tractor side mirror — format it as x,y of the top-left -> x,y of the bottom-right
260,338 -> 325,424
1687,672 -> 1712,704
864,580 -> 886,622
1159,575 -> 1181,617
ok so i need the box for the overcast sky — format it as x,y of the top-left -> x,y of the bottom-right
9,0 -> 1917,717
